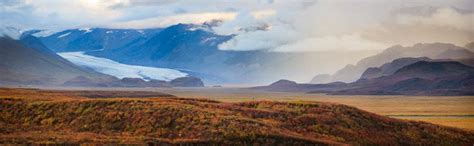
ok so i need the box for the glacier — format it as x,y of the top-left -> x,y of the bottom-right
58,52 -> 187,81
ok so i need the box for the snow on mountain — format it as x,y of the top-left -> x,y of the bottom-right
58,52 -> 187,81
0,27 -> 22,39
31,30 -> 61,37
58,32 -> 71,38
33,28 -> 163,52
79,28 -> 93,33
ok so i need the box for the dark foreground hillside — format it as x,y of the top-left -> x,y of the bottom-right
0,88 -> 473,145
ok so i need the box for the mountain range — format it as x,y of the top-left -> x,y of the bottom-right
21,28 -> 162,52
337,61 -> 474,95
7,23 -> 325,85
254,59 -> 474,96
26,24 -> 252,83
3,22 -> 473,89
0,35 -> 204,87
311,43 -> 474,84
360,57 -> 432,80
28,24 -> 333,84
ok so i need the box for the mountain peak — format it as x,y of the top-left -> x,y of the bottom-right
270,79 -> 297,87
79,28 -> 93,33
465,42 -> 474,50
393,61 -> 474,79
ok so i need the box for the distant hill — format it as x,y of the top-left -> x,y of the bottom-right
313,43 -> 474,83
258,60 -> 474,95
1,88 -> 473,144
251,79 -> 348,93
389,61 -> 474,79
0,36 -> 115,86
360,57 -> 432,80
465,42 -> 474,51
437,48 -> 474,59
309,74 -> 331,84
169,76 -> 205,87
360,57 -> 474,81
63,76 -> 204,87
335,61 -> 474,95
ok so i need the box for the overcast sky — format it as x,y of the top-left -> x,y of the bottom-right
1,0 -> 473,52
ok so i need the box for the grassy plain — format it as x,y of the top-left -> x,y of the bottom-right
156,87 -> 474,130
1,87 -> 473,144
58,87 -> 473,130
25,87 -> 474,130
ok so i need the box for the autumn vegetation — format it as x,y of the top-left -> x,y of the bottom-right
0,88 -> 473,145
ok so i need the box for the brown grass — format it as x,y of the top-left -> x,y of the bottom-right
0,88 -> 473,145
395,117 -> 474,131
148,87 -> 474,130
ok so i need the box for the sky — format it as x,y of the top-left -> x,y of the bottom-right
1,0 -> 472,52
1,0 -> 473,81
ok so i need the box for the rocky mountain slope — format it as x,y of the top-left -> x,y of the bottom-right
0,36 -> 115,86
0,36 -> 204,87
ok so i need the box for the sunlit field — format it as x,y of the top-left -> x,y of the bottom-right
36,87 -> 474,130
1,87 -> 473,144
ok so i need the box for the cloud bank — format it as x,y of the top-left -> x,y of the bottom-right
213,0 -> 474,52
1,0 -> 473,52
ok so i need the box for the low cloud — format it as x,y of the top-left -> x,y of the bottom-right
214,1 -> 474,52
273,34 -> 386,52
110,12 -> 237,29
395,7 -> 474,31
362,6 -> 474,47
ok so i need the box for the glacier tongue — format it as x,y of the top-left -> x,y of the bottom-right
58,52 -> 187,81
